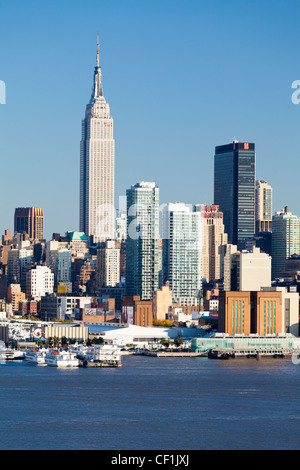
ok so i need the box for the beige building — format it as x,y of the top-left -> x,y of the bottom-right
194,205 -> 228,282
220,243 -> 238,291
255,180 -> 272,233
45,325 -> 89,342
7,284 -> 26,312
227,247 -> 271,292
152,283 -> 173,320
97,240 -> 120,288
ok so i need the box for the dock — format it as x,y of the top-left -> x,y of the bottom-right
141,351 -> 206,357
79,359 -> 122,368
208,347 -> 294,360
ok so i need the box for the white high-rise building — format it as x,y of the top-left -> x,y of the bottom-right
80,37 -> 115,243
162,203 -> 203,305
97,240 -> 120,288
272,207 -> 300,280
26,266 -> 54,300
126,182 -> 160,300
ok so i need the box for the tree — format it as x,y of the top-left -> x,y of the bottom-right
160,338 -> 170,348
174,338 -> 184,348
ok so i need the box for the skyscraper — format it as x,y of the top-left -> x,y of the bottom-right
194,204 -> 228,282
214,141 -> 256,249
14,207 -> 44,240
272,207 -> 300,280
80,37 -> 115,244
97,240 -> 120,288
126,182 -> 159,300
255,179 -> 272,233
162,203 -> 203,305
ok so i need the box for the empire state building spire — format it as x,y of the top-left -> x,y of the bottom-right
91,35 -> 104,102
97,34 -> 100,67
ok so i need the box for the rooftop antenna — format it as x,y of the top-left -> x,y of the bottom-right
96,33 -> 100,67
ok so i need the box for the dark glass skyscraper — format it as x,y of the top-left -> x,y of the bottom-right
214,141 -> 256,249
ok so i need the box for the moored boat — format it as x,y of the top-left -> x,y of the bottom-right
45,350 -> 79,368
4,349 -> 25,360
79,344 -> 122,368
25,347 -> 48,365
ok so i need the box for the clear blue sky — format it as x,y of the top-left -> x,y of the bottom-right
0,0 -> 299,239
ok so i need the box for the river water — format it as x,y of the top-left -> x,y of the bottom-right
0,355 -> 299,450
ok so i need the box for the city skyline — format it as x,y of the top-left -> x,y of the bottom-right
0,0 -> 299,240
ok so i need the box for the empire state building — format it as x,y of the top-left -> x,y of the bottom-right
80,38 -> 115,243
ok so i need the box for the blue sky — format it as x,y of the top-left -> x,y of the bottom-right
0,0 -> 299,239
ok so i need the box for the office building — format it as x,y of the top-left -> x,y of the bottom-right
282,255 -> 300,281
7,284 -> 26,312
80,37 -> 115,243
272,207 -> 300,280
214,141 -> 256,249
219,290 -> 285,336
57,249 -> 72,284
251,291 -> 282,336
261,286 -> 299,337
7,249 -> 20,284
194,204 -> 228,282
26,266 -> 54,300
219,291 -> 251,336
97,240 -> 120,288
126,182 -> 159,300
14,207 -> 44,240
229,247 -> 271,291
255,180 -> 272,234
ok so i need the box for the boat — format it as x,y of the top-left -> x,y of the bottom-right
79,344 -> 122,368
25,347 -> 48,365
0,341 -> 7,361
45,350 -> 79,368
69,345 -> 91,360
4,349 -> 25,360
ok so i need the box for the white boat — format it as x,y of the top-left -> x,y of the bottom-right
4,349 -> 25,360
83,344 -> 122,366
69,345 -> 90,360
0,341 -> 6,361
45,350 -> 79,368
25,348 -> 48,365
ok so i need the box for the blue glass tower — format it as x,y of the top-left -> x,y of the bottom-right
214,141 -> 256,249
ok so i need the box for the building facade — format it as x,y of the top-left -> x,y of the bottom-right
126,182 -> 159,300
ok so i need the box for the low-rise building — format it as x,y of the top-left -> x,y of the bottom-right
122,296 -> 153,327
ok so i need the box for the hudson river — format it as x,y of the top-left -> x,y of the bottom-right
0,355 -> 299,450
